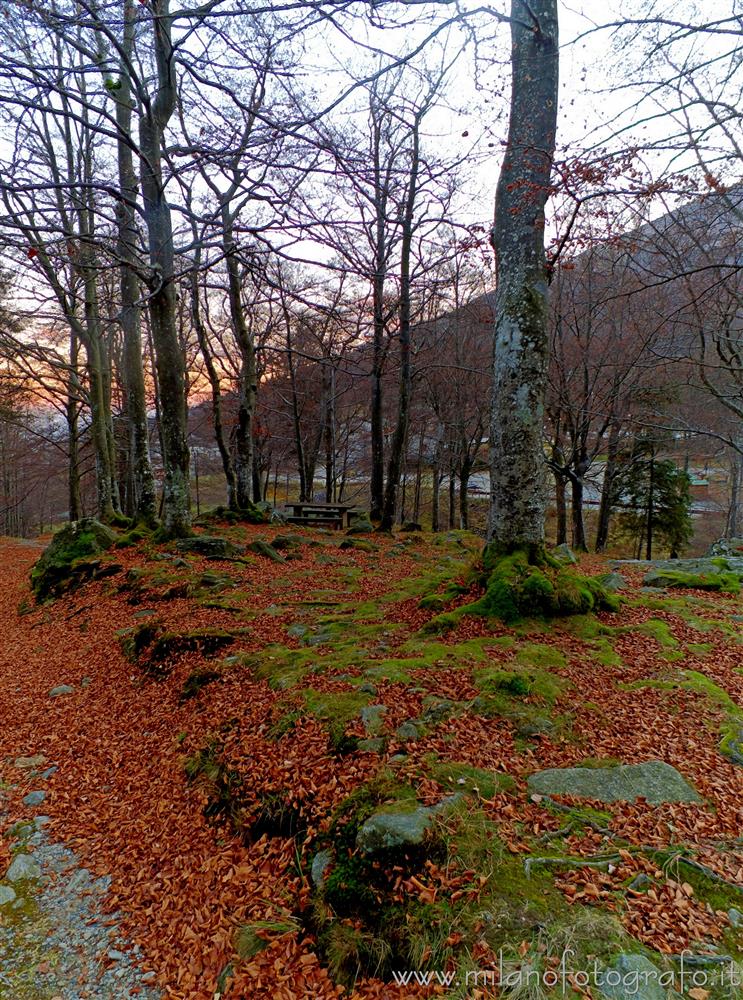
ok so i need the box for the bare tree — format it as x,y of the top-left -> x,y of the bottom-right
487,0 -> 559,557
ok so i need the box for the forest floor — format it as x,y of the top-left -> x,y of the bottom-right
0,523 -> 741,1000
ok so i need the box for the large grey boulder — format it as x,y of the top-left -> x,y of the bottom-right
643,557 -> 743,589
6,854 -> 42,882
528,760 -> 701,805
707,537 -> 743,557
598,572 -> 627,593
597,954 -> 678,1000
357,806 -> 437,854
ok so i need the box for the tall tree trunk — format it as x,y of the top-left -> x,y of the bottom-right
222,209 -> 257,511
114,0 -> 157,525
487,0 -> 559,558
370,114 -> 387,523
138,0 -> 190,537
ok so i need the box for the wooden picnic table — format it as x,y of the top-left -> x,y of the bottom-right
283,501 -> 359,530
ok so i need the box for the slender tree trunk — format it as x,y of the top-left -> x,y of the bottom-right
554,473 -> 567,545
413,425 -> 424,522
727,448 -> 743,537
431,466 -> 440,532
570,476 -> 586,551
189,272 -> 238,508
380,119 -> 420,531
370,115 -> 387,523
67,331 -> 82,521
324,360 -> 335,502
283,307 -> 306,501
487,0 -> 559,558
646,449 -> 655,560
595,418 -> 620,552
448,466 -> 456,529
221,209 -> 257,511
459,461 -> 471,530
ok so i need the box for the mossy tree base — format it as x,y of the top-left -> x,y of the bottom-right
469,546 -> 620,624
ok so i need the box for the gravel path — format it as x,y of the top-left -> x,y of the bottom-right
0,768 -> 161,1000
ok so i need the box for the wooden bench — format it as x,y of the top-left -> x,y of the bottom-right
283,501 -> 359,530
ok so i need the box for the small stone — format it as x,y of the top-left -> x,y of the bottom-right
628,873 -> 652,892
141,972 -> 157,983
552,542 -> 578,564
107,949 -> 125,961
22,790 -> 46,807
6,853 -> 42,882
40,766 -> 58,780
728,907 -> 743,928
66,868 -> 92,893
311,849 -> 333,888
13,754 -> 46,770
81,676 -> 93,687
358,737 -> 386,753
360,704 -> 388,734
597,953 -> 673,1000
395,721 -> 420,741
49,685 -> 74,698
34,816 -> 51,828
358,682 -> 377,695
0,885 -> 16,906
419,697 -> 455,724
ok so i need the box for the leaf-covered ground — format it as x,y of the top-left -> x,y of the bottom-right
0,524 -> 741,999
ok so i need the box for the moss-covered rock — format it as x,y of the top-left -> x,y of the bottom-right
30,518 -> 120,601
175,535 -> 243,559
643,559 -> 741,593
470,548 -> 619,624
247,539 -> 285,562
195,502 -> 268,526
527,760 -> 702,805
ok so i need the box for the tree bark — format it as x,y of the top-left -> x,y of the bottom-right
114,0 -> 157,525
595,418 -> 620,552
380,116 -> 420,531
138,0 -> 190,537
487,0 -> 559,558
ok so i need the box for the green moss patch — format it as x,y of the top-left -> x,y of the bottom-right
31,518 -> 120,601
467,549 -> 619,624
